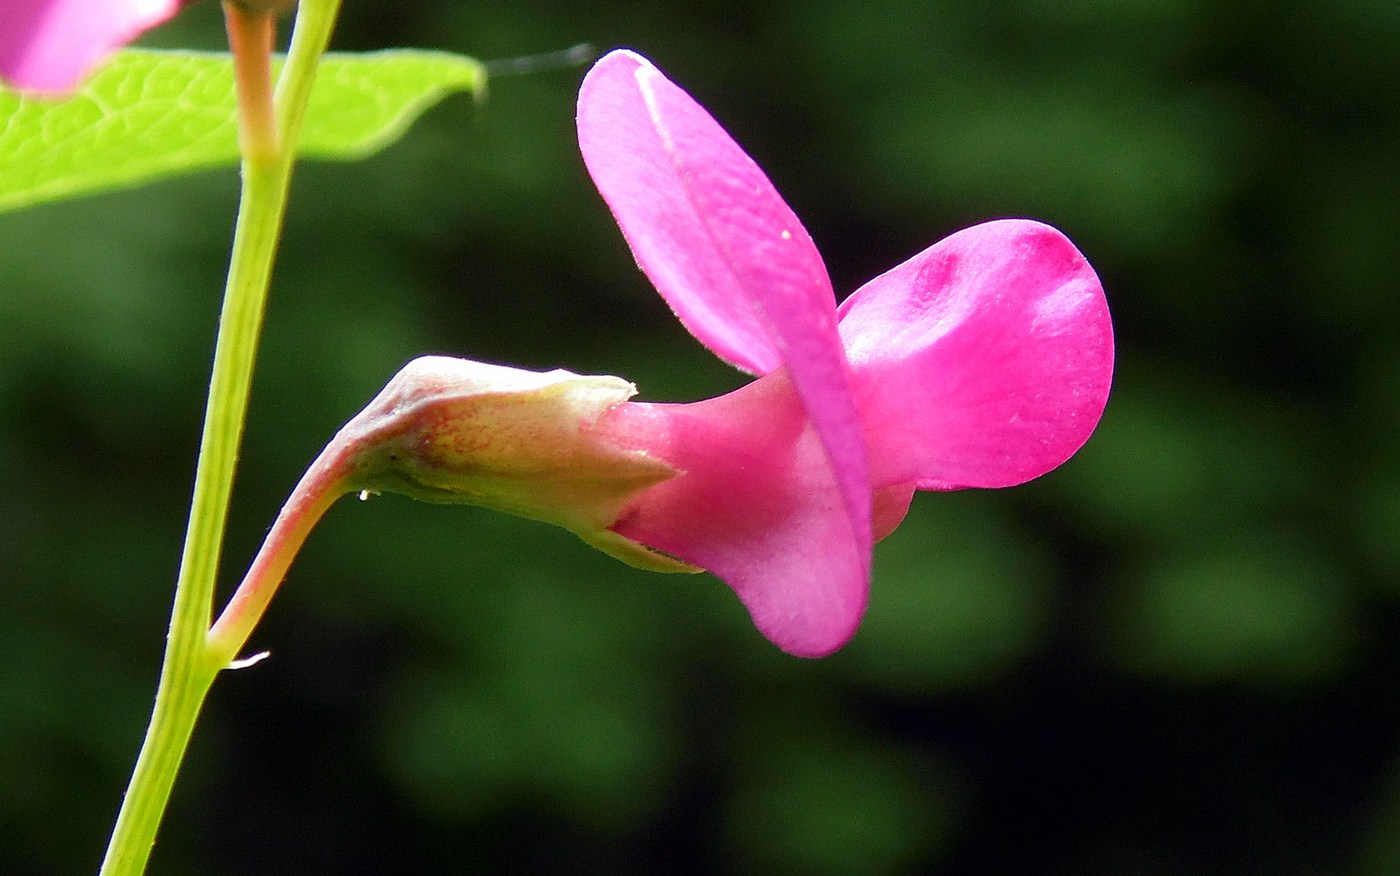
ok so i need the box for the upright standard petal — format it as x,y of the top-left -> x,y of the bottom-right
0,0 -> 181,94
580,48 -> 807,376
578,48 -> 874,639
838,219 -> 1114,491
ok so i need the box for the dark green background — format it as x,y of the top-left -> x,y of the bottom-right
3,1 -> 1399,873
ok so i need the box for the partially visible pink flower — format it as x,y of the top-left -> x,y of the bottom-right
0,0 -> 182,94
576,50 -> 1113,656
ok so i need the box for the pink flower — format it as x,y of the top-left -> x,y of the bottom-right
321,49 -> 1112,660
574,50 -> 1113,656
0,0 -> 182,94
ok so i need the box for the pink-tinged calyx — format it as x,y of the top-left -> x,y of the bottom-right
339,357 -> 695,575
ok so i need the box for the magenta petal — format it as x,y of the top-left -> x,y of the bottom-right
602,376 -> 868,658
578,48 -> 873,624
838,219 -> 1114,491
578,49 -> 827,377
0,0 -> 180,94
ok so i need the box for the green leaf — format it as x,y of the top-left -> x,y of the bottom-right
0,49 -> 485,212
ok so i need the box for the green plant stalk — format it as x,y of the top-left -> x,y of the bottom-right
97,1 -> 345,874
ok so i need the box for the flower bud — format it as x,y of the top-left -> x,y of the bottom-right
336,356 -> 696,573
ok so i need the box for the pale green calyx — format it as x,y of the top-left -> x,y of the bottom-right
336,356 -> 697,573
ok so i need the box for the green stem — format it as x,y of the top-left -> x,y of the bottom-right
98,2 -> 344,874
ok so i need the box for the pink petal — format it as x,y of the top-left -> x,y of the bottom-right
601,374 -> 868,658
0,0 -> 180,94
579,48 -> 812,376
578,49 -> 874,639
838,219 -> 1114,491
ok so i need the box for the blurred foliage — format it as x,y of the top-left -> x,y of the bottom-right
2,1 -> 1399,874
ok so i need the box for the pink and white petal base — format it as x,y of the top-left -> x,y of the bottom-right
601,374 -> 869,658
838,219 -> 1114,491
0,0 -> 181,94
